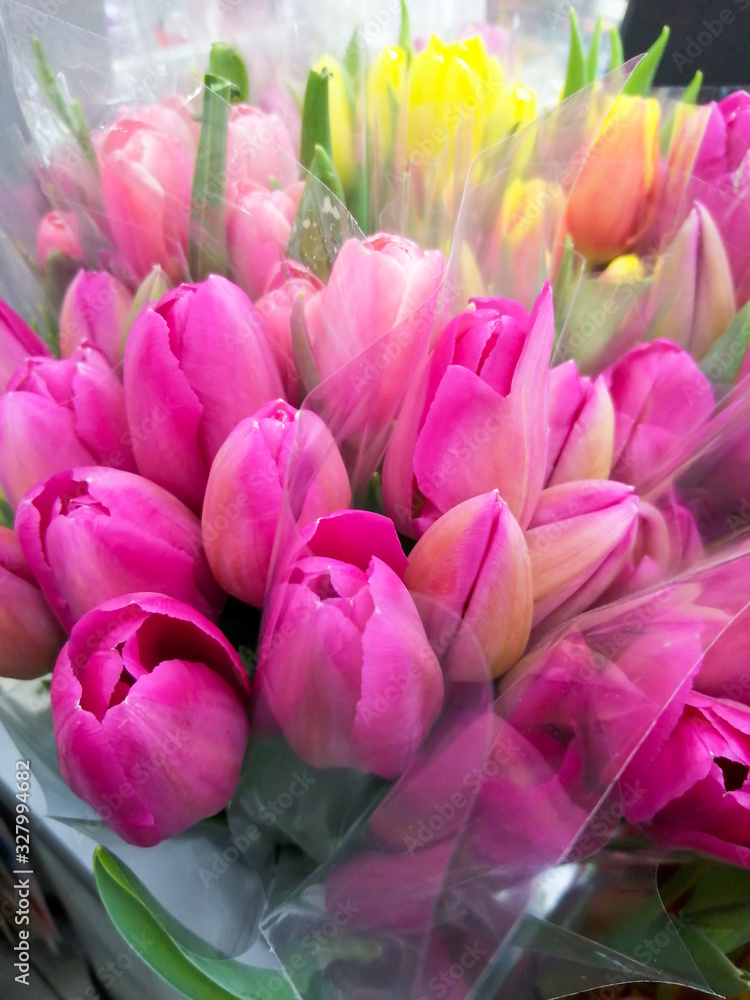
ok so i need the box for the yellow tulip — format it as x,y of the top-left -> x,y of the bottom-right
312,56 -> 356,188
367,44 -> 408,160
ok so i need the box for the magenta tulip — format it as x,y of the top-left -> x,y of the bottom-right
36,210 -> 83,271
253,510 -> 444,778
0,299 -> 51,393
604,339 -> 715,489
51,593 -> 249,846
59,270 -> 134,368
225,104 -> 298,201
202,399 -> 352,607
15,467 -> 223,633
404,491 -> 533,680
228,183 -> 303,301
545,360 -> 615,486
0,526 -> 64,679
0,346 -> 136,509
383,283 -> 554,538
124,276 -> 284,512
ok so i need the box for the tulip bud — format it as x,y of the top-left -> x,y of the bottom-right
51,593 -> 249,846
404,491 -> 532,680
0,526 -> 64,679
202,400 -> 352,607
0,346 -> 136,509
527,480 -> 639,631
604,339 -> 715,489
0,299 -> 51,393
59,270 -> 134,368
123,276 -> 284,512
227,183 -> 303,301
565,95 -> 661,263
254,510 -> 444,778
645,202 -> 737,360
226,104 -> 298,201
15,467 -> 224,633
383,283 -> 554,537
546,361 -> 615,486
36,210 -> 83,271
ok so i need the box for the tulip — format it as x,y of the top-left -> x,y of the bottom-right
311,57 -> 356,189
0,346 -> 136,510
227,183 -> 302,301
59,270 -> 134,368
202,400 -> 352,607
383,283 -> 554,538
99,106 -> 196,282
564,95 -> 661,263
545,361 -> 615,486
51,593 -> 249,846
15,466 -> 223,633
526,480 -> 639,631
123,276 -> 284,512
404,492 -> 532,681
695,605 -> 750,704
0,299 -> 51,393
604,340 -> 715,489
644,202 -> 736,360
255,262 -> 323,405
36,210 -> 83,271
253,510 -> 444,779
0,526 -> 65,679
367,45 -> 408,161
622,691 -> 750,866
226,104 -> 298,202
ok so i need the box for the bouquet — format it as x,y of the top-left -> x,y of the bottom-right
2,2 -> 750,997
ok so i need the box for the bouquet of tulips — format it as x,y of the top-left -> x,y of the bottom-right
3,1 -> 750,997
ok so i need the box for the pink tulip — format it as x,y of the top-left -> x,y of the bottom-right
0,346 -> 136,510
383,283 -> 554,538
0,526 -> 64,679
404,491 -> 533,681
259,86 -> 302,154
36,210 -> 83,271
226,104 -> 298,201
123,276 -> 284,512
545,360 -> 615,486
227,183 -> 302,301
202,399 -> 352,607
255,262 -> 323,405
526,480 -> 639,631
51,592 -> 249,846
99,105 -> 195,283
623,691 -> 750,866
0,299 -> 51,393
59,270 -> 134,368
253,510 -> 444,778
15,467 -> 223,633
603,339 -> 715,489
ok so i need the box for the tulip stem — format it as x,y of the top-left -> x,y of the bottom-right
32,38 -> 98,174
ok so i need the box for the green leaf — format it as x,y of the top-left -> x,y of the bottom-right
287,144 -> 350,282
188,75 -> 234,282
586,17 -> 602,85
300,69 -> 332,171
208,43 -> 250,104
345,163 -> 368,234
682,69 -> 703,105
561,10 -> 587,100
344,28 -> 362,81
32,38 -> 97,172
94,847 -> 295,1000
701,300 -> 750,387
399,0 -> 411,52
622,26 -> 670,97
0,495 -> 13,528
609,26 -> 624,71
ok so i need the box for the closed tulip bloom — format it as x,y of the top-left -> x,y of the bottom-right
59,270 -> 134,368
36,210 -> 83,271
226,104 -> 298,201
0,299 -> 51,393
254,510 -> 444,779
546,361 -> 615,486
227,183 -> 302,301
565,95 -> 661,263
202,400 -> 352,607
51,593 -> 249,846
404,491 -> 532,681
0,526 -> 64,679
527,480 -> 639,631
124,276 -> 284,512
15,467 -> 223,633
0,346 -> 136,510
383,283 -> 554,538
311,57 -> 356,189
604,340 -> 715,489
